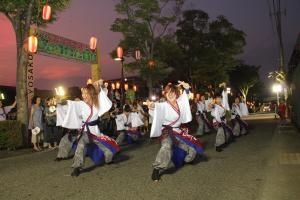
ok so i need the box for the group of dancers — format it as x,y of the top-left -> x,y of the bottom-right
54,79 -> 249,181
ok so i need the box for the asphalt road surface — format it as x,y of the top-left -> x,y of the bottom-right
0,119 -> 279,200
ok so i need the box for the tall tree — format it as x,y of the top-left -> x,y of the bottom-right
0,0 -> 70,139
111,0 -> 185,95
176,10 -> 246,89
229,63 -> 260,102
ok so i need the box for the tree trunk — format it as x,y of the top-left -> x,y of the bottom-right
14,0 -> 35,146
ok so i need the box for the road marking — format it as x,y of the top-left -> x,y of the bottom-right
279,153 -> 300,165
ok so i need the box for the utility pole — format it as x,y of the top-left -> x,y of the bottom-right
269,0 -> 286,73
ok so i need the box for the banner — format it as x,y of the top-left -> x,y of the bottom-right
27,54 -> 34,108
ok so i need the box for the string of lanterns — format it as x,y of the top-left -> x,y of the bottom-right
27,2 -> 98,53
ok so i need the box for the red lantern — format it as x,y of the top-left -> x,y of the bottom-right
116,47 -> 123,59
124,83 -> 129,91
87,79 -> 93,85
28,35 -> 38,53
135,49 -> 141,60
111,83 -> 116,90
89,36 -> 97,50
133,85 -> 137,92
116,82 -> 120,89
148,60 -> 155,69
42,4 -> 52,21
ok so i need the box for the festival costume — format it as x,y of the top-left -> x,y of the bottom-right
195,100 -> 211,136
115,112 -> 144,144
150,91 -> 204,177
231,103 -> 248,136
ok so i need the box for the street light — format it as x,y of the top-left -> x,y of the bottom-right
272,83 -> 282,105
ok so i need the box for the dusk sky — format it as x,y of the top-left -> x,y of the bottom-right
0,0 -> 300,89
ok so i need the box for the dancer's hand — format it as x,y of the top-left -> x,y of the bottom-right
178,80 -> 190,90
93,79 -> 104,87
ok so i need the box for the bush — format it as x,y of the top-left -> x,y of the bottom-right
0,120 -> 23,150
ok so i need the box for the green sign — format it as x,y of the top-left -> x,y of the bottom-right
35,29 -> 97,64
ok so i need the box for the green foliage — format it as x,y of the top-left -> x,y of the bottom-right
176,10 -> 246,86
229,62 -> 260,100
111,0 -> 185,89
0,120 -> 23,150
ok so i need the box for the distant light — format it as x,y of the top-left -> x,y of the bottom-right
226,87 -> 231,94
272,84 -> 282,93
87,79 -> 93,85
55,86 -> 65,96
42,4 -> 51,21
116,46 -> 123,59
151,95 -> 157,101
0,93 -> 5,100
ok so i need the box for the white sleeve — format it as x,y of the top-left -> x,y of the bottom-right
177,91 -> 192,123
240,103 -> 249,116
115,114 -> 126,131
61,101 -> 84,129
98,89 -> 112,117
131,112 -> 144,128
150,103 -> 165,138
222,90 -> 230,111
56,104 -> 68,126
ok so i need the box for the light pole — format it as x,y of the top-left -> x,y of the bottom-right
272,83 -> 282,105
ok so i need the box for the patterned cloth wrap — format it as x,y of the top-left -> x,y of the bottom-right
72,119 -> 120,165
161,125 -> 204,168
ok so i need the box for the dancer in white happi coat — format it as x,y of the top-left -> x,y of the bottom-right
211,94 -> 234,152
149,81 -> 204,181
115,104 -> 144,145
56,80 -> 120,176
231,97 -> 249,137
219,82 -> 230,111
195,95 -> 211,136
0,99 -> 16,121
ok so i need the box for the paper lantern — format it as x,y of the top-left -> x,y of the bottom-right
116,47 -> 123,59
133,85 -> 137,92
28,35 -> 38,53
135,49 -> 141,60
111,83 -> 116,90
148,60 -> 155,69
124,83 -> 129,91
89,36 -> 97,50
42,4 -> 52,21
116,82 -> 120,89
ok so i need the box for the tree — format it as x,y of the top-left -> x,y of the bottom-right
0,0 -> 70,141
111,0 -> 185,95
176,10 -> 246,89
229,62 -> 260,102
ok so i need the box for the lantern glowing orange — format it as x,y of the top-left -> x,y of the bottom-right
116,82 -> 120,89
148,60 -> 155,69
124,83 -> 129,91
116,47 -> 123,59
111,83 -> 116,90
28,35 -> 38,53
135,49 -> 141,60
89,36 -> 97,50
133,85 -> 137,92
42,4 -> 52,21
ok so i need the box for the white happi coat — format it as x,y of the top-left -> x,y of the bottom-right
205,98 -> 213,112
231,103 -> 249,119
197,101 -> 206,114
222,90 -> 230,111
115,112 -> 144,131
149,91 -> 192,138
211,104 -> 226,124
56,89 -> 112,137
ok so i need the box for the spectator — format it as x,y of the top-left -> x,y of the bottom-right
44,98 -> 60,149
0,99 -> 16,121
29,96 -> 44,151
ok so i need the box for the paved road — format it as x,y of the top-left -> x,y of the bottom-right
0,120 -> 280,200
